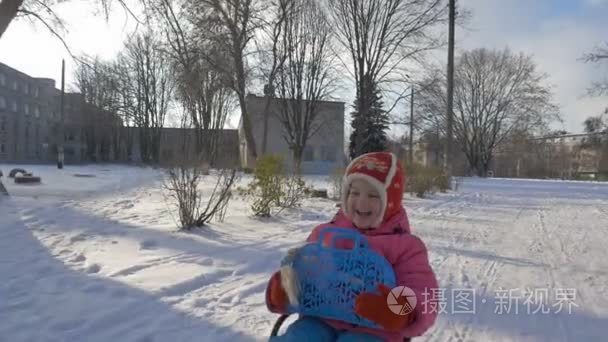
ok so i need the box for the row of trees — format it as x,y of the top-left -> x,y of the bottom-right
1,0 -> 452,170
414,47 -> 560,176
1,0 -> 451,229
2,1 -> 605,180
392,42 -> 606,178
3,1 -> 605,229
73,33 -> 173,164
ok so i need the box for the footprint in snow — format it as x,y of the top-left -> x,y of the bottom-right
112,288 -> 128,298
86,264 -> 101,274
137,335 -> 155,342
194,298 -> 210,308
114,200 -> 135,209
71,254 -> 86,263
139,239 -> 158,250
83,283 -> 106,293
70,234 -> 88,243
51,319 -> 85,332
201,258 -> 214,266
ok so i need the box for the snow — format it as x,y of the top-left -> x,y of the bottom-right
1,164 -> 607,341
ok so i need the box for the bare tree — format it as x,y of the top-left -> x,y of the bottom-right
1,0 -> 63,43
149,0 -> 235,165
581,114 -> 608,173
0,0 -> 139,55
271,0 -> 337,172
583,42 -> 608,96
417,48 -> 560,176
144,1 -> 239,230
120,31 -> 173,164
255,0 -> 294,154
185,0 -> 263,163
73,57 -> 125,161
582,115 -> 607,147
327,0 -> 447,119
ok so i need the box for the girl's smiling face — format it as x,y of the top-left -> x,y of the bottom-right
346,179 -> 383,229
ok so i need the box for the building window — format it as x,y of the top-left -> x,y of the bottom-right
0,116 -> 5,131
12,80 -> 18,91
0,143 -> 5,153
321,145 -> 336,162
66,132 -> 75,142
35,125 -> 40,156
25,124 -> 29,153
0,96 -> 5,109
65,146 -> 75,156
24,83 -> 29,95
303,146 -> 315,161
0,73 -> 5,86
35,106 -> 40,118
24,103 -> 30,115
162,149 -> 173,161
34,87 -> 40,97
11,101 -> 17,112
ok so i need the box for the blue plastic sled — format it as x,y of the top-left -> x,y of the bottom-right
281,227 -> 396,329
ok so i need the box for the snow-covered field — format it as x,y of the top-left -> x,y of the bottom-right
1,164 -> 607,342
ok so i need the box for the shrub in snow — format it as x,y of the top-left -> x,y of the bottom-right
164,165 -> 238,230
239,155 -> 311,217
327,167 -> 345,200
310,189 -> 328,198
405,162 -> 452,198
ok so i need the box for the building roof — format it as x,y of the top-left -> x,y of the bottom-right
532,131 -> 607,141
246,93 -> 346,106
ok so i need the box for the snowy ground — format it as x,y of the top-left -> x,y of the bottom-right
1,164 -> 607,342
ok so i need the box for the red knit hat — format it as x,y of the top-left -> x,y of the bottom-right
341,152 -> 404,227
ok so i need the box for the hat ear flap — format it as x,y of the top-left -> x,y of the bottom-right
341,178 -> 351,216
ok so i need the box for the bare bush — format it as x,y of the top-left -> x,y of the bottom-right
328,167 -> 345,200
277,175 -> 312,209
164,166 -> 238,230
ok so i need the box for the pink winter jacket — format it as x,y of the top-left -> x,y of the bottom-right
266,207 -> 439,341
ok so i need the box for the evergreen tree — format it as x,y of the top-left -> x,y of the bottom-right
349,74 -> 389,159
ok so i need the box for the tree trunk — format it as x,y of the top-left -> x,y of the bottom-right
474,163 -> 486,177
293,147 -> 303,175
0,0 -> 22,39
234,44 -> 258,163
237,92 -> 258,163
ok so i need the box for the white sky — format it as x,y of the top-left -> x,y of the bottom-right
0,0 -> 606,133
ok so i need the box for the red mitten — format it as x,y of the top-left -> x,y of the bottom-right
266,271 -> 289,313
354,284 -> 415,331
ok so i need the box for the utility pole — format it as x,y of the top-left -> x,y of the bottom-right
409,87 -> 414,166
58,59 -> 65,169
445,0 -> 455,174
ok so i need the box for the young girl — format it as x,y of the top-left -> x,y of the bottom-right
266,151 -> 439,342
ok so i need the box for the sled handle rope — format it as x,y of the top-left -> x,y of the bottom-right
269,314 -> 290,337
